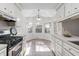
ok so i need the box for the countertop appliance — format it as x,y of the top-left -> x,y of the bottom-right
0,30 -> 23,56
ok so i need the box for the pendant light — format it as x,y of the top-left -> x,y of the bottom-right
37,9 -> 41,21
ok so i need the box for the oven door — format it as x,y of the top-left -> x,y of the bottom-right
8,41 -> 22,56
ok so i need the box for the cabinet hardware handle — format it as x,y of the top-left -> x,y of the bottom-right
10,11 -> 12,13
68,11 -> 70,13
69,48 -> 71,50
75,8 -> 77,9
4,8 -> 6,10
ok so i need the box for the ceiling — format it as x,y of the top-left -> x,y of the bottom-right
15,3 -> 59,19
22,9 -> 56,17
17,3 -> 58,9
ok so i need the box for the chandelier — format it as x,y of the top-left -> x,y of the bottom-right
36,9 -> 41,21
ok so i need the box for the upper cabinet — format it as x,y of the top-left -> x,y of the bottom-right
56,4 -> 65,22
65,3 -> 72,17
65,3 -> 79,17
0,3 -> 9,14
71,3 -> 79,14
0,3 -> 17,21
56,3 -> 79,22
7,4 -> 15,17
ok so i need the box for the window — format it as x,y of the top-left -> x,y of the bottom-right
28,26 -> 33,33
35,25 -> 42,33
44,23 -> 51,33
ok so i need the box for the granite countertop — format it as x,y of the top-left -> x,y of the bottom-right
0,44 -> 7,51
51,33 -> 79,49
53,34 -> 79,41
61,35 -> 79,41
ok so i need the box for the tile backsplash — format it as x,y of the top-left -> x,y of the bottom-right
0,20 -> 10,30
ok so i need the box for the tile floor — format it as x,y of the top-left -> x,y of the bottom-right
24,39 -> 54,56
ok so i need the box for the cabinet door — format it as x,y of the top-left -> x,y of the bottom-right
65,3 -> 72,17
63,42 -> 79,56
0,48 -> 7,56
7,4 -> 15,17
50,40 -> 55,51
57,4 -> 65,21
71,3 -> 79,14
55,43 -> 62,55
55,51 -> 62,56
56,22 -> 63,35
55,38 -> 62,45
0,3 -> 9,13
0,3 -> 16,18
63,49 -> 73,56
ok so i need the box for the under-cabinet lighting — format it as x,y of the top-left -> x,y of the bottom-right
17,18 -> 20,21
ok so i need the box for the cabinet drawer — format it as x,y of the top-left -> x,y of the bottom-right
65,3 -> 72,17
63,42 -> 79,56
55,38 -> 62,45
55,51 -> 62,56
57,4 -> 65,20
0,48 -> 6,56
56,44 -> 62,54
71,3 -> 79,14
63,49 -> 73,56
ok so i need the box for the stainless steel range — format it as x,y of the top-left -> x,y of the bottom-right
0,30 -> 23,56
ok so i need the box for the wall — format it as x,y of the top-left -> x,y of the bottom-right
0,20 -> 10,30
62,18 -> 79,36
23,17 -> 53,41
22,9 -> 56,17
13,4 -> 26,36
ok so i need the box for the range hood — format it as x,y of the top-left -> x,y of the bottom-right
0,10 -> 16,22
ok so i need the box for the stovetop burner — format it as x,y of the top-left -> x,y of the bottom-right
0,35 -> 23,49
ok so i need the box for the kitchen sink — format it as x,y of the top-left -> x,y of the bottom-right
69,41 -> 79,45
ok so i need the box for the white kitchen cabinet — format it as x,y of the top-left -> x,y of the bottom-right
55,43 -> 62,55
64,3 -> 79,18
52,34 -> 79,56
50,36 -> 56,52
0,48 -> 7,56
65,3 -> 72,17
53,36 -> 63,56
7,4 -> 17,18
56,4 -> 65,21
56,22 -> 63,35
0,44 -> 7,56
0,3 -> 9,14
55,37 -> 62,45
63,42 -> 79,56
71,3 -> 79,14
0,3 -> 17,20
55,51 -> 62,56
63,49 -> 73,56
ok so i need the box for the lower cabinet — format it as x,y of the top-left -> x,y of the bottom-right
55,51 -> 62,56
63,42 -> 79,56
53,36 -> 79,56
55,43 -> 62,55
63,49 -> 73,56
0,48 -> 7,56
